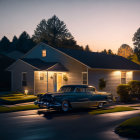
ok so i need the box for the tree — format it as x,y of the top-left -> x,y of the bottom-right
101,49 -> 107,54
85,45 -> 91,52
128,54 -> 140,64
0,36 -> 10,51
33,15 -> 73,46
17,31 -> 35,53
133,28 -> 140,60
107,49 -> 113,55
10,36 -> 18,51
118,44 -> 133,58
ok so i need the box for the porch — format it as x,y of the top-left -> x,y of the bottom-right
34,71 -> 68,94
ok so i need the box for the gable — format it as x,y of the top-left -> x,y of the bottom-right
22,43 -> 89,68
7,59 -> 38,71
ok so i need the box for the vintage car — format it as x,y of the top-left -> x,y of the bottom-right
34,85 -> 112,112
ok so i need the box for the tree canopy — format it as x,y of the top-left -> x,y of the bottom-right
0,36 -> 10,51
33,15 -> 83,50
133,28 -> 140,60
85,45 -> 91,52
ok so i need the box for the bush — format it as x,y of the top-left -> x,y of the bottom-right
117,84 -> 131,102
99,78 -> 106,90
128,80 -> 140,99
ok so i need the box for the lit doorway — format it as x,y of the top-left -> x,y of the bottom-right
53,73 -> 63,92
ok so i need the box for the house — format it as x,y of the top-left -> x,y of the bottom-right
7,43 -> 140,96
0,54 -> 15,91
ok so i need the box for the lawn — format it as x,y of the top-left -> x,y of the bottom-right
115,116 -> 140,138
89,107 -> 135,115
0,105 -> 39,113
0,93 -> 37,105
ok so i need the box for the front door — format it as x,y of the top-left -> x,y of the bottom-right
57,73 -> 63,91
53,73 -> 63,92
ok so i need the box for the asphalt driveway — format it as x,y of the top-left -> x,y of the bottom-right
0,108 -> 140,140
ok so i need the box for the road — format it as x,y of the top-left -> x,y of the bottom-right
0,108 -> 140,140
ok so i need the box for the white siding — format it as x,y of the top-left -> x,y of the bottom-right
11,60 -> 34,94
24,43 -> 88,86
133,71 -> 140,80
88,69 -> 133,96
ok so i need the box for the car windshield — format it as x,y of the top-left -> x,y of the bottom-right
59,87 -> 75,92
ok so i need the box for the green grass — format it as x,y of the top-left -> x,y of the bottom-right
89,107 -> 135,115
115,116 -> 140,138
0,93 -> 37,105
0,105 -> 39,113
130,105 -> 140,107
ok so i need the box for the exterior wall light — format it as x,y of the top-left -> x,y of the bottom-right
24,89 -> 28,95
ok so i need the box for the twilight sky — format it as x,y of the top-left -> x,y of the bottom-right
0,0 -> 140,52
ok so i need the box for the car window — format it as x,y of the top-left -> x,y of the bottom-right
59,87 -> 75,92
86,87 -> 96,92
75,88 -> 86,92
75,87 -> 96,93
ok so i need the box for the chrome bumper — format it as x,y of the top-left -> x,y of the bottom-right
34,100 -> 61,109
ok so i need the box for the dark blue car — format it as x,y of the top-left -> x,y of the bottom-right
34,85 -> 112,112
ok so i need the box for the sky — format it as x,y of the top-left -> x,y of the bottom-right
0,0 -> 140,53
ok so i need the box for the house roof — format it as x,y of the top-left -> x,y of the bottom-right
21,58 -> 68,71
56,48 -> 140,70
4,50 -> 24,60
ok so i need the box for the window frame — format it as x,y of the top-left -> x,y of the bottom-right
42,49 -> 46,57
22,72 -> 27,86
40,72 -> 45,80
121,71 -> 126,84
82,72 -> 88,85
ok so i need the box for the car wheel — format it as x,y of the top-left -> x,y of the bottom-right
98,102 -> 104,108
61,100 -> 70,112
38,105 -> 43,109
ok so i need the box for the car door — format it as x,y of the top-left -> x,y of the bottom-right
70,87 -> 90,108
86,87 -> 100,107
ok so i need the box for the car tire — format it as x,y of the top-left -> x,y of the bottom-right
38,105 -> 43,109
61,100 -> 70,112
98,102 -> 104,109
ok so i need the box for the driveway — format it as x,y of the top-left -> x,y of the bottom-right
0,108 -> 140,140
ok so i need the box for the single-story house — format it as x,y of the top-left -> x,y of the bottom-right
7,43 -> 140,96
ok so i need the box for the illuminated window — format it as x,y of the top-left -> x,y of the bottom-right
40,72 -> 44,80
82,72 -> 88,85
121,72 -> 126,84
42,49 -> 46,57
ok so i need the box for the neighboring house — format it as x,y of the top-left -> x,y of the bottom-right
7,43 -> 140,96
0,54 -> 15,91
4,50 -> 24,60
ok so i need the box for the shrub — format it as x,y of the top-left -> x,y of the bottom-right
117,84 -> 131,102
99,78 -> 106,90
128,80 -> 140,99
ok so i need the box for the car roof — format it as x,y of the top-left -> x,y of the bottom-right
61,85 -> 95,88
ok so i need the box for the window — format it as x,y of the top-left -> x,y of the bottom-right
22,72 -> 27,86
40,72 -> 44,80
42,49 -> 46,57
121,72 -> 126,84
75,87 -> 96,93
82,72 -> 88,85
59,87 -> 75,92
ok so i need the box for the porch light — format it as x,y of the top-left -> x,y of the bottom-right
24,89 -> 28,95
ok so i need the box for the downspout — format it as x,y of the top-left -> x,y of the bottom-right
34,71 -> 35,95
47,71 -> 48,92
87,67 -> 89,85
